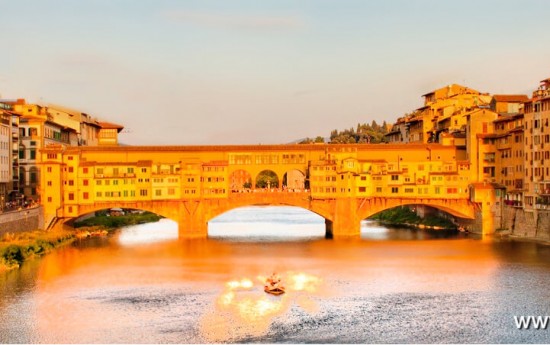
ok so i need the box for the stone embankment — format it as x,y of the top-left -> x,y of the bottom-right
0,206 -> 44,236
501,206 -> 550,242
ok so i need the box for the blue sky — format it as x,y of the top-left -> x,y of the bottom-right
1,0 -> 549,145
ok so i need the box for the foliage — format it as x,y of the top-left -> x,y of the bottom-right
370,206 -> 421,224
370,206 -> 457,229
299,136 -> 325,144
0,232 -> 75,271
73,212 -> 161,229
255,170 -> 279,188
329,120 -> 389,144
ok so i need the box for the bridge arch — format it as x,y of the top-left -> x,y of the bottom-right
282,169 -> 306,190
255,170 -> 279,189
229,169 -> 253,191
208,205 -> 326,238
67,201 -> 184,227
358,199 -> 477,222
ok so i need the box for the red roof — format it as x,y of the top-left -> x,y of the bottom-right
492,94 -> 529,102
98,121 -> 124,132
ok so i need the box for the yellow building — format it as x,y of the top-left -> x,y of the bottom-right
492,113 -> 525,207
524,78 -> 550,210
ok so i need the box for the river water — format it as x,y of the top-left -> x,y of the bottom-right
1,206 -> 550,343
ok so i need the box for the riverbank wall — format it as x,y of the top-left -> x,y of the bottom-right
0,207 -> 44,236
500,206 -> 550,241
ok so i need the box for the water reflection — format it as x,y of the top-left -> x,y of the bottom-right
209,206 -> 325,241
117,218 -> 178,246
0,207 -> 549,343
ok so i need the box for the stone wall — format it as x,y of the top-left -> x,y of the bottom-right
501,206 -> 550,242
0,207 -> 44,236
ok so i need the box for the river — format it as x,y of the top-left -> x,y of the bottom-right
1,206 -> 549,343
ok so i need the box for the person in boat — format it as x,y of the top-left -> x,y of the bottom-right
266,272 -> 282,289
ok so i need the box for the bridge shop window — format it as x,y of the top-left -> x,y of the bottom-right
282,154 -> 305,164
230,154 -> 252,165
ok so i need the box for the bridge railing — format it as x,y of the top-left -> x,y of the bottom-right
230,188 -> 309,194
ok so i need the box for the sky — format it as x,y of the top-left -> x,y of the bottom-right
1,0 -> 549,145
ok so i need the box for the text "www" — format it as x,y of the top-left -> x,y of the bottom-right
514,316 -> 550,330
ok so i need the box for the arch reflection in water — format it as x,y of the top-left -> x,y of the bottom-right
208,206 -> 326,241
117,218 -> 178,246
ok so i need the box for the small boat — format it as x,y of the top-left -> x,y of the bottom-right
264,273 -> 285,295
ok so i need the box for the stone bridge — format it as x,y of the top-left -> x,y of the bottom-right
40,143 -> 496,238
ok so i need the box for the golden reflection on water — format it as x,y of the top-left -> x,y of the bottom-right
200,271 -> 323,341
23,234 -> 502,343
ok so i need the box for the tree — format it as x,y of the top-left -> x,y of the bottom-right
314,136 -> 325,143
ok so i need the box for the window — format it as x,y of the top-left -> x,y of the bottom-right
68,156 -> 73,161
47,181 -> 52,186
140,189 -> 148,196
68,167 -> 74,173
391,187 -> 398,193
83,179 -> 89,186
47,197 -> 52,202
155,189 -> 162,196
30,149 -> 36,160
68,180 -> 74,186
391,175 -> 399,181
358,187 -> 366,192
47,167 -> 52,173
83,192 -> 89,200
68,193 -> 74,201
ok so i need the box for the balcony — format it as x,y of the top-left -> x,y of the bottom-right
504,200 -> 523,208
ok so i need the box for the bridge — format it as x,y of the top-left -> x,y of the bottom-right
40,143 -> 499,238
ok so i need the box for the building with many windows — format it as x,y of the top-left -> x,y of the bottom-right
0,99 -> 124,201
524,78 -> 550,211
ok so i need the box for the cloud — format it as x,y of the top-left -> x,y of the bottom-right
161,10 -> 306,31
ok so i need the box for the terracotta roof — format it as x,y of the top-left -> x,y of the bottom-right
493,113 -> 524,123
470,182 -> 506,189
98,121 -> 124,132
492,94 -> 529,103
477,133 -> 506,139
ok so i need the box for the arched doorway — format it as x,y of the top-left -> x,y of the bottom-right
229,169 -> 252,192
282,169 -> 305,191
255,170 -> 279,189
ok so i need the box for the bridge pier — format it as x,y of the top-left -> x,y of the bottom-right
325,198 -> 361,239
178,201 -> 208,239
